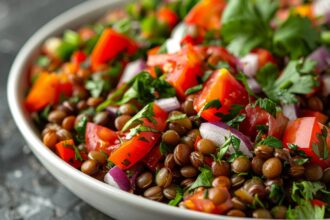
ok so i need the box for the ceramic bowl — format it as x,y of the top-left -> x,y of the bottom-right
7,1 -> 239,219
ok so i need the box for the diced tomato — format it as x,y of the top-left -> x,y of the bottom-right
300,110 -> 328,124
194,68 -> 249,122
251,48 -> 277,68
85,122 -> 119,155
91,28 -> 138,70
109,131 -> 161,170
294,4 -> 314,20
240,104 -> 289,139
165,45 -> 204,98
184,188 -> 232,214
282,117 -> 330,168
142,145 -> 163,171
180,35 -> 203,46
147,46 -> 161,56
55,139 -> 86,168
71,50 -> 87,71
157,7 -> 179,28
25,72 -> 73,112
185,0 -> 226,30
206,46 -> 238,70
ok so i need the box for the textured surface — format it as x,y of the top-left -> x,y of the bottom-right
0,0 -> 113,219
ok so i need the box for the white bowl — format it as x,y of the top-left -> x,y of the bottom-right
7,1 -> 239,219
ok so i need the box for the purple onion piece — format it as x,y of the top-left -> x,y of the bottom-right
105,106 -> 118,130
155,97 -> 180,112
322,75 -> 330,96
239,53 -> 259,77
199,122 -> 253,157
307,46 -> 330,72
105,166 -> 131,191
282,104 -> 298,121
247,78 -> 262,94
119,59 -> 146,84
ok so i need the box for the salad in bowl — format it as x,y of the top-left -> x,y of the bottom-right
23,0 -> 330,219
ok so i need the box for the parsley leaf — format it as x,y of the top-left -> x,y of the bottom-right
127,125 -> 159,138
185,84 -> 203,95
74,115 -> 88,143
274,14 -> 320,59
217,135 -> 242,161
189,167 -> 213,191
291,181 -> 329,203
269,184 -> 285,204
257,136 -> 283,149
197,99 -> 222,117
226,114 -> 246,129
166,113 -> 187,123
121,103 -> 156,131
168,186 -> 183,206
160,142 -> 171,156
116,72 -> 176,105
254,98 -> 278,117
86,79 -> 106,98
286,200 -> 325,220
312,127 -> 329,160
256,60 -> 318,104
221,0 -> 277,56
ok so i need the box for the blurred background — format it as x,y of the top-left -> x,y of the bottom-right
0,0 -> 113,219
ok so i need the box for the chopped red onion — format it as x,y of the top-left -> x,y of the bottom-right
119,59 -> 145,84
155,97 -> 180,112
282,104 -> 298,121
247,78 -> 261,94
166,22 -> 188,54
307,46 -> 330,72
105,106 -> 118,130
104,166 -> 131,191
239,53 -> 259,77
313,0 -> 330,17
199,122 -> 253,157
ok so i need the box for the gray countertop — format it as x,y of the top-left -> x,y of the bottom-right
0,1 -> 114,219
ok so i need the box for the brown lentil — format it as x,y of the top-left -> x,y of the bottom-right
162,130 -> 180,145
274,148 -> 291,161
48,110 -> 67,124
234,188 -> 254,204
62,116 -> 76,131
114,115 -> 132,131
118,103 -> 138,115
252,209 -> 272,219
137,172 -> 153,189
43,131 -> 58,148
56,129 -> 72,141
81,159 -> 99,175
155,167 -> 173,187
305,163 -> 323,181
271,206 -> 287,219
212,161 -> 230,177
169,111 -> 192,130
262,157 -> 282,179
289,164 -> 305,177
61,101 -> 76,114
180,136 -> 194,149
180,166 -> 198,178
231,156 -> 251,173
88,151 -> 107,165
87,97 -> 103,107
180,178 -> 195,188
208,187 -> 228,205
144,186 -> 163,201
164,153 -> 176,170
212,176 -> 231,189
254,145 -> 274,159
182,99 -> 196,116
322,167 -> 330,183
168,122 -> 187,136
173,144 -> 191,166
163,185 -> 177,200
231,175 -> 245,188
307,96 -> 324,111
231,197 -> 246,210
227,209 -> 246,217
190,151 -> 204,168
251,157 -> 264,175
77,100 -> 88,111
93,111 -> 110,126
197,138 -> 216,155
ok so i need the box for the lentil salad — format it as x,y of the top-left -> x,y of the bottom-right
24,0 -> 330,219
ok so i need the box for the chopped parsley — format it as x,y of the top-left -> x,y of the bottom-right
188,166 -> 213,191
256,136 -> 283,149
168,186 -> 183,206
312,127 -> 329,160
127,125 -> 159,138
121,103 -> 156,131
185,84 -> 203,95
254,98 -> 278,117
166,113 -> 187,123
197,99 -> 222,117
74,115 -> 88,143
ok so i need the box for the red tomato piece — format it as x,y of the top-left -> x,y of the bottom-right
194,68 -> 249,122
240,104 -> 289,139
311,199 -> 326,207
157,7 -> 179,28
142,145 -> 163,171
55,139 -> 86,168
206,46 -> 238,70
85,122 -> 118,155
91,28 -> 138,70
185,0 -> 226,30
71,50 -> 87,65
109,131 -> 161,170
300,110 -> 328,124
251,48 -> 277,68
282,117 -> 330,168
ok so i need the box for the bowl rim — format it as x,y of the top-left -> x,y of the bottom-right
7,1 -> 242,219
